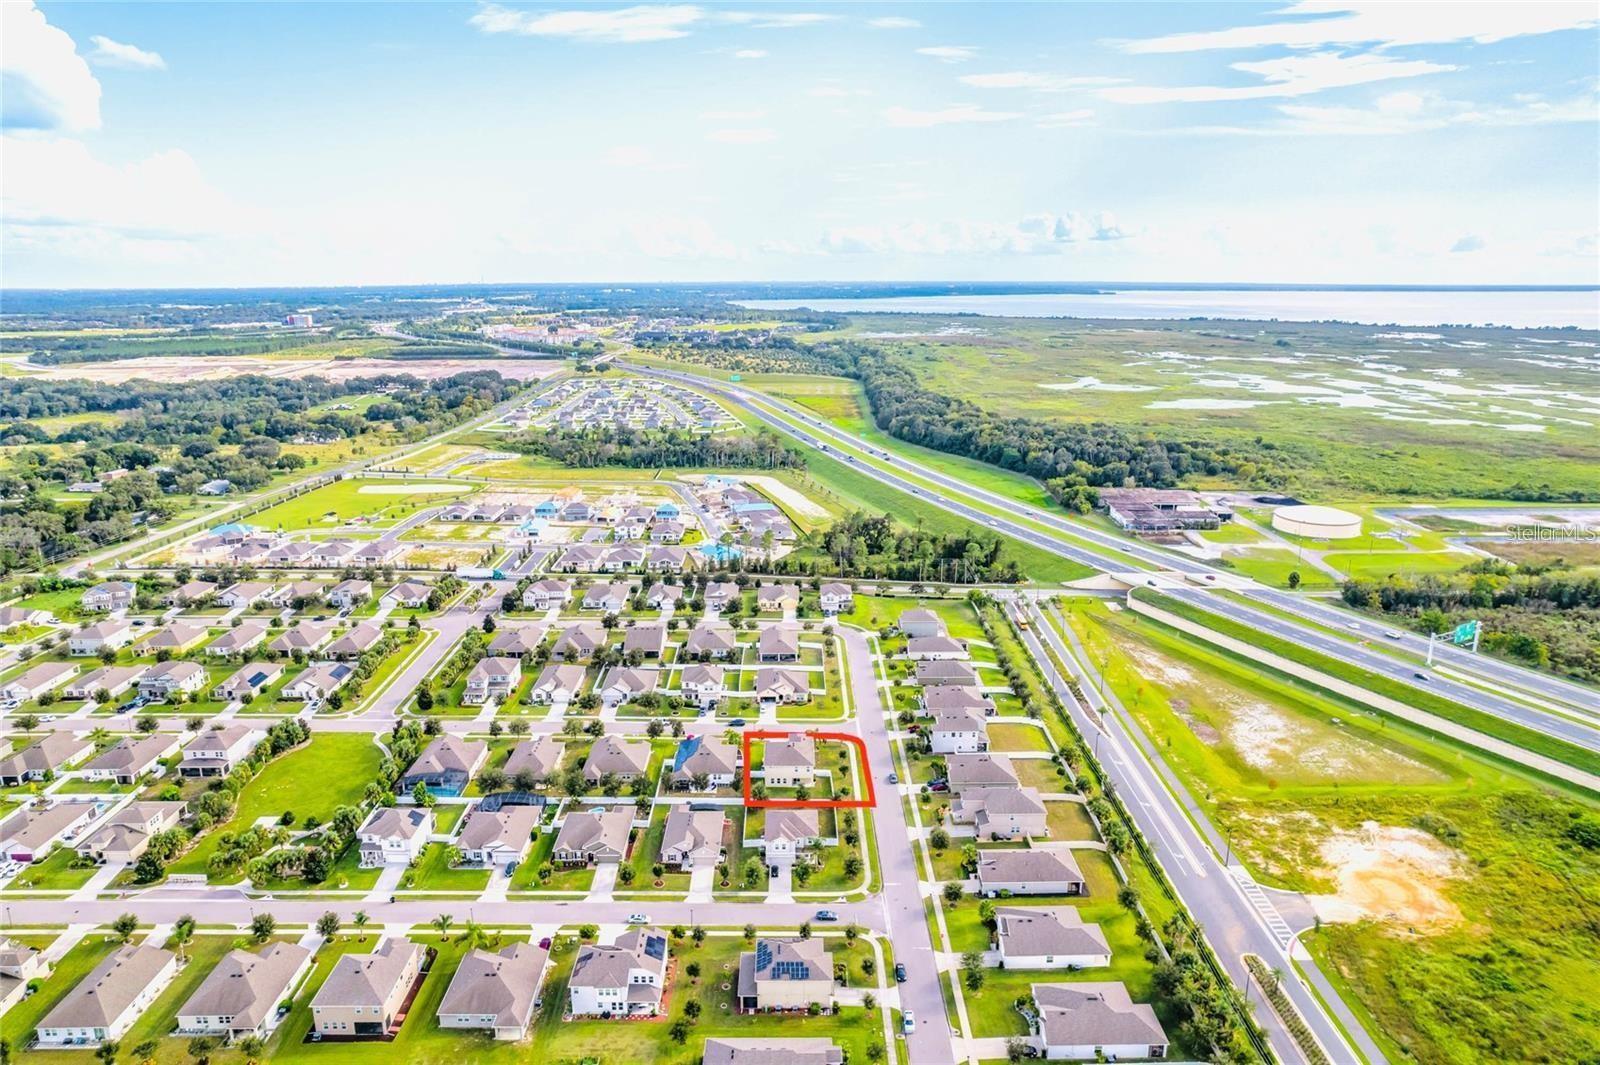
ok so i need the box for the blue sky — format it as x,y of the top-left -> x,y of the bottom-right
3,1 -> 1597,287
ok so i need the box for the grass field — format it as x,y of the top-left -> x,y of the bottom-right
247,478 -> 476,531
3,934 -> 120,1047
1057,596 -> 1600,1065
167,733 -> 384,878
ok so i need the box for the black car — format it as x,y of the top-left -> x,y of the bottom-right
894,963 -> 907,983
730,717 -> 747,726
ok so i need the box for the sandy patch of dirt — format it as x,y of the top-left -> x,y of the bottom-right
721,474 -> 829,520
1308,821 -> 1464,931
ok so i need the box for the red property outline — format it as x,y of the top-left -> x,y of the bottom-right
740,730 -> 875,809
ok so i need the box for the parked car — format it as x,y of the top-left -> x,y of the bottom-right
894,963 -> 907,983
814,910 -> 839,922
730,718 -> 747,726
626,912 -> 650,924
539,936 -> 552,949
902,1010 -> 916,1034
887,772 -> 898,785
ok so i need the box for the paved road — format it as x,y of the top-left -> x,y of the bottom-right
629,364 -> 1600,757
1012,597 -> 1372,1065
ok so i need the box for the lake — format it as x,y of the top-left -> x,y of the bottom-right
736,288 -> 1600,329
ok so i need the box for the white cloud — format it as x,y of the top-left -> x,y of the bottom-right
916,45 -> 977,63
733,48 -> 768,59
1036,109 -> 1097,128
628,215 -> 738,258
1120,1 -> 1599,54
700,108 -> 767,121
808,82 -> 870,98
468,3 -> 704,43
814,210 -> 1131,256
868,16 -> 921,29
707,127 -> 777,144
716,11 -> 836,29
960,71 -> 1126,92
1451,234 -> 1485,253
883,103 -> 1020,127
88,35 -> 167,71
1274,87 -> 1600,133
1,2 -> 102,132
1100,51 -> 1455,103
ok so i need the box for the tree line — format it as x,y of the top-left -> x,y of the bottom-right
503,425 -> 805,470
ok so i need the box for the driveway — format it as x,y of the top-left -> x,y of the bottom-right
688,864 -> 716,903
587,862 -> 619,901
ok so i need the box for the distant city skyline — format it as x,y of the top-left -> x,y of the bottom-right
3,1 -> 1597,288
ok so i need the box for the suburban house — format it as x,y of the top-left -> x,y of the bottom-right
762,735 -> 817,788
649,520 -> 685,543
457,806 -> 539,867
137,660 -> 208,702
0,938 -> 48,1016
489,625 -> 546,657
0,605 -> 52,628
503,736 -> 560,783
757,626 -> 801,662
74,801 -> 185,864
35,944 -> 177,1047
281,661 -> 354,701
660,806 -> 725,869
703,1039 -> 845,1065
622,622 -> 666,657
1031,982 -> 1170,1061
761,808 -> 820,868
0,803 -> 97,863
310,938 -> 426,1038
176,942 -> 313,1043
582,735 -> 651,782
598,545 -> 645,572
644,582 -> 683,608
898,609 -> 946,639
906,636 -> 969,661
582,581 -> 633,612
63,665 -> 146,701
1,662 -> 78,702
0,733 -> 93,786
326,623 -> 385,659
206,621 -> 270,656
436,943 -> 549,1041
755,668 -> 811,709
567,927 -> 669,1017
83,735 -> 180,785
164,580 -> 217,606
328,579 -> 373,608
385,581 -> 432,608
216,581 -> 276,608
994,908 -> 1112,970
977,849 -> 1088,897
146,622 -> 210,654
551,622 -> 607,660
401,736 -> 488,796
522,579 -> 573,610
929,707 -> 990,754
678,663 -> 726,711
68,619 -> 137,657
684,624 -> 738,659
599,667 -> 656,708
818,583 -> 854,615
669,734 -> 739,788
80,581 -> 137,612
916,660 -> 979,687
551,806 -> 634,864
463,657 -> 522,705
554,545 -> 607,573
703,582 -> 740,610
946,753 -> 1020,795
954,786 -> 1049,841
180,726 -> 261,777
737,938 -> 833,1012
757,584 -> 800,613
357,806 -> 432,867
270,621 -> 337,655
528,663 -> 586,705
923,685 -> 995,718
211,662 -> 284,703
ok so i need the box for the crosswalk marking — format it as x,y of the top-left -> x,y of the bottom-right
1230,867 -> 1296,948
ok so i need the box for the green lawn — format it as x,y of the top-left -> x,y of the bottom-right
7,847 -> 98,891
247,479 -> 476,532
404,842 -> 491,892
985,721 -> 1051,753
167,733 -> 384,879
3,934 -> 120,1047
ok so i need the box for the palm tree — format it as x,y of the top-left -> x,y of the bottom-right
236,1035 -> 265,1065
171,915 -> 195,964
432,913 -> 454,941
94,1041 -> 120,1065
352,910 -> 370,940
459,919 -> 491,951
129,1040 -> 158,1065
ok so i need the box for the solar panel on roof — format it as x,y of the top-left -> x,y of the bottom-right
644,935 -> 666,960
755,942 -> 772,970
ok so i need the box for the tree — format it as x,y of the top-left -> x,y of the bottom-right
482,615 -> 497,633
250,913 -> 276,942
1006,1037 -> 1029,1063
668,1019 -> 691,1044
317,911 -> 341,940
171,914 -> 195,963
236,1035 -> 266,1065
412,780 -> 435,807
130,1041 -> 160,1065
353,910 -> 370,940
686,960 -> 702,981
432,913 -> 454,940
185,1037 -> 216,1065
942,881 -> 965,904
845,923 -> 859,946
684,998 -> 702,1020
929,826 -> 950,850
136,715 -> 159,734
416,688 -> 434,711
691,925 -> 706,947
1287,570 -> 1302,590
94,1041 -> 120,1065
961,950 -> 986,990
798,921 -> 812,940
112,913 -> 139,942
743,923 -> 757,941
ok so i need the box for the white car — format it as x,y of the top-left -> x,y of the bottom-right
902,1010 -> 916,1034
626,912 -> 650,924
1385,630 -> 1402,639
